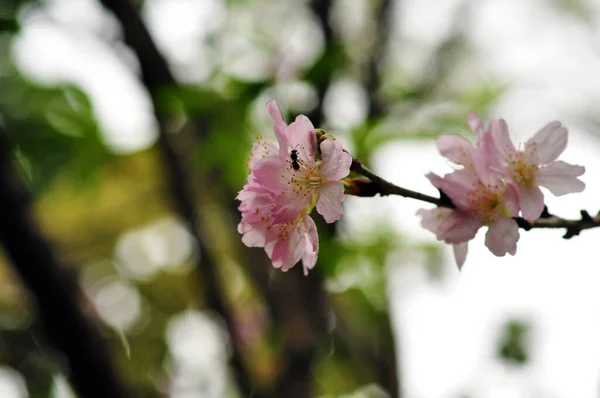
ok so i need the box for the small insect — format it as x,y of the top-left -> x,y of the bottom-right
290,146 -> 300,170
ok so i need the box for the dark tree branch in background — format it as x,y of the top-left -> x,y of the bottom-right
0,131 -> 129,398
306,1 -> 402,396
365,0 -> 391,119
306,0 -> 335,128
97,0 -> 253,395
356,1 -> 402,396
350,159 -> 600,238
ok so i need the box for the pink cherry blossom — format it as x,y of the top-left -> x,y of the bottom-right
436,111 -> 497,171
484,117 -> 586,220
416,205 -> 471,269
237,100 -> 352,275
252,102 -> 352,224
418,138 -> 521,268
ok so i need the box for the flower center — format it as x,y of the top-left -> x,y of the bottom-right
273,213 -> 304,241
283,147 -> 324,201
506,144 -> 538,186
466,182 -> 506,224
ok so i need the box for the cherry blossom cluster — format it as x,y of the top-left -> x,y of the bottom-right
237,100 -> 351,275
238,101 -> 591,274
417,112 -> 585,268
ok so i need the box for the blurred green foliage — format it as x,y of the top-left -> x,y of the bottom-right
497,319 -> 530,365
0,69 -> 112,195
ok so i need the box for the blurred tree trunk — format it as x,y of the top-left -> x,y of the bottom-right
0,130 -> 129,398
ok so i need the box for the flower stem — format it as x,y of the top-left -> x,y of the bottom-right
349,159 -> 600,237
350,159 -> 445,206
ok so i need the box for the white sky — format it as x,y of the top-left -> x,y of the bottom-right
5,0 -> 600,397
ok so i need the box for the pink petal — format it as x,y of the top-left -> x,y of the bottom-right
286,115 -> 318,162
301,215 -> 319,275
452,242 -> 469,270
319,139 -> 352,181
503,183 -> 521,217
517,184 -> 544,220
237,183 -> 273,211
485,217 -> 519,257
527,121 -> 567,164
248,140 -> 279,170
266,100 -> 289,158
416,207 -> 452,233
252,157 -> 289,193
479,130 -> 507,178
467,111 -> 484,137
271,196 -> 311,224
241,228 -> 267,247
437,212 -> 482,243
488,119 -> 516,156
264,240 -> 276,259
470,146 -> 495,186
270,239 -> 288,270
425,172 -> 444,189
436,134 -> 474,167
316,181 -> 345,223
441,169 -> 478,210
272,226 -> 304,272
536,161 -> 586,196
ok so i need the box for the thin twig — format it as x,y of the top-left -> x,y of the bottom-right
350,159 -> 445,206
350,159 -> 600,237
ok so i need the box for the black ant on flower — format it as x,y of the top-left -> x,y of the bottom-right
290,145 -> 300,170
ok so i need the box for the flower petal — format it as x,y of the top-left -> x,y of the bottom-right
527,121 -> 567,164
467,111 -> 484,137
241,227 -> 267,247
440,169 -> 478,210
252,156 -> 289,193
248,139 -> 279,171
517,184 -> 544,220
470,146 -> 496,186
416,207 -> 453,234
503,182 -> 521,217
438,211 -> 482,243
301,215 -> 319,275
319,139 -> 352,181
536,161 -> 586,196
436,134 -> 474,167
453,242 -> 469,270
485,217 -> 519,256
286,115 -> 318,162
479,130 -> 507,178
266,100 -> 289,158
488,118 -> 516,156
425,172 -> 444,189
271,194 -> 312,224
272,226 -> 304,272
316,181 -> 345,223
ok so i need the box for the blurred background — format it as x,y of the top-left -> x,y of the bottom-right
1,0 -> 600,397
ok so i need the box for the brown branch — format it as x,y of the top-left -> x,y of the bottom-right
518,210 -> 600,239
0,131 -> 129,398
349,159 -> 600,237
97,0 -> 253,395
350,158 -> 445,206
